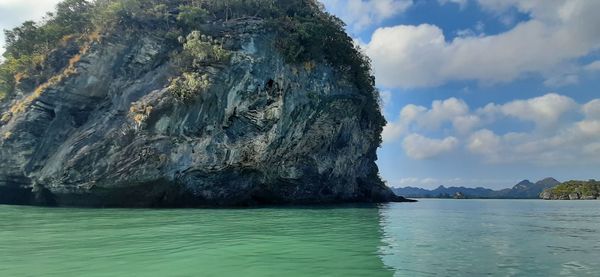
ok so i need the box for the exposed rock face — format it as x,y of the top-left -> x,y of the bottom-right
0,19 -> 405,207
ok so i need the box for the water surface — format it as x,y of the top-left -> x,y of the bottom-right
380,199 -> 600,276
1,199 -> 599,276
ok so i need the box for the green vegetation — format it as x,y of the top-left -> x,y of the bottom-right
178,31 -> 230,68
1,0 -> 385,133
3,0 -> 92,58
544,180 -> 600,199
175,5 -> 209,28
129,101 -> 153,127
1,0 -> 94,103
168,72 -> 211,101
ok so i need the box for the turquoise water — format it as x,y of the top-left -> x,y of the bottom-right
1,199 -> 599,276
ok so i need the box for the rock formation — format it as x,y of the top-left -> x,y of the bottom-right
540,180 -> 600,200
0,0 -> 408,207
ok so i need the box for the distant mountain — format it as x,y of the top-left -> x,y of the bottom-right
393,186 -> 497,199
393,178 -> 561,199
536,178 -> 561,187
392,187 -> 433,197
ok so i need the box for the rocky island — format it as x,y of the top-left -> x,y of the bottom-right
540,180 -> 600,200
0,0 -> 408,207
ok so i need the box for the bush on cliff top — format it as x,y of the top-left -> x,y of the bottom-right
1,0 -> 93,101
1,0 -> 385,132
548,180 -> 600,196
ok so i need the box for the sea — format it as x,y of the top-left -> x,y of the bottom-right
1,199 -> 599,276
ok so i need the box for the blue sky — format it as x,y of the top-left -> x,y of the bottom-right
321,0 -> 600,189
1,0 -> 599,189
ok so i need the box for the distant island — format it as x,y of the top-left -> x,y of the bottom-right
393,178 -> 560,199
540,180 -> 600,200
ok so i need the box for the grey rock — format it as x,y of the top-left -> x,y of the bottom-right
540,190 -> 552,200
0,21 -> 405,207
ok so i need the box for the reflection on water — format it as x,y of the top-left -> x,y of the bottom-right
1,200 -> 600,276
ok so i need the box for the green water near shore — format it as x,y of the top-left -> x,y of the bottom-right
1,199 -> 599,276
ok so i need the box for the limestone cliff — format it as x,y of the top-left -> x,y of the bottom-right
0,0 -> 407,207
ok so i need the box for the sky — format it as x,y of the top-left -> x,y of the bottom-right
1,0 -> 599,189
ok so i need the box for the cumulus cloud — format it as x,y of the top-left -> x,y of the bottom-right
382,99 -> 468,159
363,0 -> 600,88
453,115 -> 481,134
382,97 -> 475,145
384,93 -> 600,165
543,74 -> 579,87
402,133 -> 458,159
381,103 -> 425,142
320,0 -> 412,32
381,121 -> 406,143
479,93 -> 578,128
583,99 -> 600,119
467,96 -> 600,165
584,61 -> 600,71
379,90 -> 392,111
476,0 -> 568,19
465,117 -> 600,165
467,129 -> 501,157
438,0 -> 468,9
455,21 -> 485,38
419,98 -> 469,130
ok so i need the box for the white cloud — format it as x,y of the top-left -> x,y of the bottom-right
379,90 -> 392,111
482,93 -> 578,128
453,115 -> 481,134
465,96 -> 600,165
576,120 -> 600,136
467,129 -> 501,157
399,104 -> 426,122
381,104 -> 425,142
365,24 -> 446,88
320,0 -> 412,32
382,98 -> 471,144
363,0 -> 600,88
438,0 -> 468,9
381,121 -> 406,143
584,60 -> 600,71
543,74 -> 579,87
583,99 -> 600,119
465,118 -> 600,165
386,93 -> 600,165
455,28 -> 476,38
476,0 -> 570,20
383,97 -> 475,145
456,21 -> 485,38
402,133 -> 458,159
419,98 -> 469,130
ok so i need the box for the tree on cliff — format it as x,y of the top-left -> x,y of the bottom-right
1,0 -> 383,138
